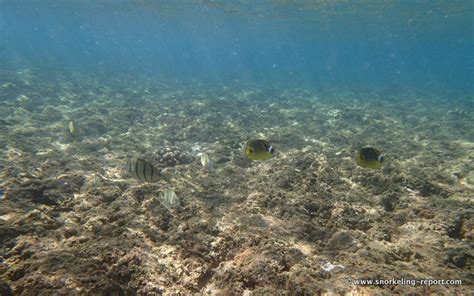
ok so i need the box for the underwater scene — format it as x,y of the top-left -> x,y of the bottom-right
0,1 -> 473,295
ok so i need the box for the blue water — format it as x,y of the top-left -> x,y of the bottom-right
0,1 -> 473,94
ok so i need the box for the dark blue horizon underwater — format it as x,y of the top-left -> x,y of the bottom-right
0,0 -> 473,95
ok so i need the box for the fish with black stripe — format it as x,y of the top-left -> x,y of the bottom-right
126,157 -> 163,182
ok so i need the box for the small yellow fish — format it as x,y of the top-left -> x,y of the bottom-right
244,139 -> 274,161
200,153 -> 214,170
68,120 -> 78,137
356,147 -> 383,169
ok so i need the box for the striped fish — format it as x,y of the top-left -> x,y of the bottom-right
127,157 -> 161,182
159,189 -> 180,210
